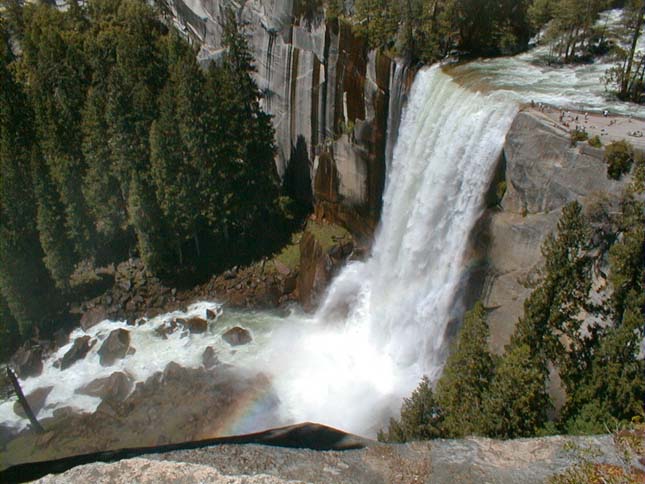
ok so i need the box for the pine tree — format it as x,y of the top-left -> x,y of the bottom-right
31,149 -> 78,290
564,190 -> 645,432
511,201 -> 592,377
0,29 -> 61,335
0,293 -> 20,361
434,302 -> 495,437
106,0 -> 167,200
483,344 -> 551,438
378,376 -> 443,442
128,173 -> 173,277
20,3 -> 95,258
150,34 -> 205,264
217,9 -> 281,245
82,85 -> 127,240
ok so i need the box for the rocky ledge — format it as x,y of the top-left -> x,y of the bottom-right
7,425 -> 638,484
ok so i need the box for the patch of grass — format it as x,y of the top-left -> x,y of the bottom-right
306,220 -> 351,251
261,221 -> 351,275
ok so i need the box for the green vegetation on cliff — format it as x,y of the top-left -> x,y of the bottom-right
340,0 -> 533,62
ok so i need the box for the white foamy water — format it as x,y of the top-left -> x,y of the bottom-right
257,67 -> 517,434
448,9 -> 645,117
0,66 -> 517,437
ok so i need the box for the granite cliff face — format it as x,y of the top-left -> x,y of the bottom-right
164,0 -> 414,238
481,110 -> 633,354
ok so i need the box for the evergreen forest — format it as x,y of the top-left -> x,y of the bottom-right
0,0 -> 298,357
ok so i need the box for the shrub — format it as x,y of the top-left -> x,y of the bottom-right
570,130 -> 588,145
604,140 -> 633,180
587,135 -> 602,148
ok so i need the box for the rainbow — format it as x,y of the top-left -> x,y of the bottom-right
199,376 -> 282,439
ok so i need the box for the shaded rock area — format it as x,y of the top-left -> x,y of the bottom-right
55,336 -> 95,370
2,364 -> 279,470
13,386 -> 52,419
76,372 -> 133,402
222,327 -> 252,346
201,347 -> 219,369
481,110 -> 634,353
97,329 -> 131,366
11,346 -> 44,379
27,432 -> 627,484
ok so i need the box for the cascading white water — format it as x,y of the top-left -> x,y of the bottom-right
0,65 -> 519,438
258,66 -> 519,435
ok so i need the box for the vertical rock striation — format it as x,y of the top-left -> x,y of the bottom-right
163,0 -> 413,237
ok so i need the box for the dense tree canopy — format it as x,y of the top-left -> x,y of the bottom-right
0,1 -> 291,345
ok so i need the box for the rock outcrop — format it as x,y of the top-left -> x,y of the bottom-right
221,326 -> 252,346
98,329 -> 131,366
164,0 -> 413,238
55,336 -> 95,370
29,433 -> 626,484
76,372 -> 133,402
11,346 -> 43,379
481,110 -> 633,353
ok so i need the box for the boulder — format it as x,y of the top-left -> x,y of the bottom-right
205,309 -> 217,320
80,307 -> 109,331
77,372 -> 133,402
98,329 -> 131,366
222,327 -> 252,346
57,336 -> 95,370
11,346 -> 43,378
184,317 -> 208,334
13,386 -> 53,418
202,347 -> 219,369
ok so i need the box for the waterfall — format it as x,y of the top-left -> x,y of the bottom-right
0,66 -> 520,438
267,66 -> 518,436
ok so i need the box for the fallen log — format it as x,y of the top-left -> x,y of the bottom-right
6,367 -> 44,434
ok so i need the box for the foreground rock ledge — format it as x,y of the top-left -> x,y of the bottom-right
25,430 -> 622,484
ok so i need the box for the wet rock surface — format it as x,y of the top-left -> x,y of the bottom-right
97,329 -> 130,366
56,336 -> 95,370
222,327 -> 252,346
